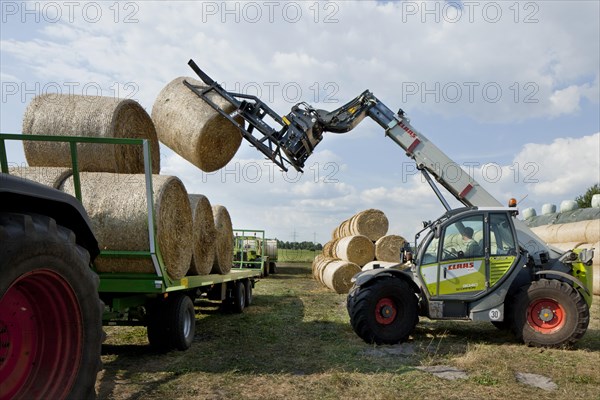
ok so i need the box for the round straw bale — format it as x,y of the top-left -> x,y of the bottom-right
151,77 -> 243,172
317,257 -> 340,284
322,260 -> 361,294
188,194 -> 216,276
375,235 -> 406,262
350,209 -> 388,241
335,235 -> 375,267
323,239 -> 339,258
531,224 -> 561,243
362,261 -> 401,271
211,205 -> 233,274
22,94 -> 160,173
8,166 -> 72,189
62,173 -> 192,279
312,254 -> 326,279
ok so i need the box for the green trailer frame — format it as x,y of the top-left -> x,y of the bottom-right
0,133 -> 261,325
233,229 -> 268,273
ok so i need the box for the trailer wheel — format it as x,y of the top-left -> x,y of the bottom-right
0,213 -> 103,400
231,281 -> 246,313
269,262 -> 277,274
148,294 -> 196,351
513,279 -> 589,347
244,279 -> 253,307
347,277 -> 418,345
262,261 -> 270,277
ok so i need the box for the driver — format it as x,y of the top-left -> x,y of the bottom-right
462,227 -> 481,257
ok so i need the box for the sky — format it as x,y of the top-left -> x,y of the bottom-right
1,0 -> 599,245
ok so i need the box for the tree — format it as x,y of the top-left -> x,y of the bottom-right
575,184 -> 600,208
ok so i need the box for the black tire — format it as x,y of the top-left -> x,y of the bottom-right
347,277 -> 418,345
512,279 -> 589,347
244,279 -> 253,307
231,281 -> 246,313
262,260 -> 270,277
148,294 -> 196,351
269,262 -> 277,274
0,213 -> 103,400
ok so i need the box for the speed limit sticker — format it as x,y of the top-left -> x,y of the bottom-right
489,309 -> 501,321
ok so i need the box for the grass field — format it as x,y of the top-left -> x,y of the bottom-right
277,249 -> 320,263
97,263 -> 600,400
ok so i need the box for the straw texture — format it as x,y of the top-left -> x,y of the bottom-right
8,166 -> 72,189
375,235 -> 406,262
22,94 -> 160,173
211,205 -> 233,274
152,77 -> 243,172
188,194 -> 216,276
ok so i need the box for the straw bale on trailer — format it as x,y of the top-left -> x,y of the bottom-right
8,166 -> 72,189
188,194 -> 216,276
62,173 -> 192,279
335,235 -> 375,267
375,235 -> 406,262
211,205 -> 234,274
151,77 -> 243,172
322,260 -> 361,294
22,94 -> 160,173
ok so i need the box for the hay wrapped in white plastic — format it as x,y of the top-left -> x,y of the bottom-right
62,173 -> 192,280
188,194 -> 216,276
211,205 -> 234,274
522,208 -> 537,220
560,200 -> 579,213
22,94 -> 160,173
541,204 -> 557,215
152,77 -> 243,172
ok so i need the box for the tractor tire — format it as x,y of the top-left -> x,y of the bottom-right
244,279 -> 253,307
231,281 -> 246,313
512,279 -> 589,347
347,277 -> 418,345
148,294 -> 196,351
0,212 -> 103,400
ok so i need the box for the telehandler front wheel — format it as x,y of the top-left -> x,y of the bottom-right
513,279 -> 589,347
347,277 -> 418,345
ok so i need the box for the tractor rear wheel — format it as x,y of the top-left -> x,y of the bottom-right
347,277 -> 418,345
0,213 -> 103,400
513,279 -> 589,347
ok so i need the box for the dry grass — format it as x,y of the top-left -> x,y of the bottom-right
97,264 -> 600,400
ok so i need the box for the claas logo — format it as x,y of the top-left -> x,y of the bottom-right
447,262 -> 475,270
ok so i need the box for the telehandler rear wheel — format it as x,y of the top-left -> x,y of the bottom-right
347,277 -> 418,345
0,213 -> 103,400
513,279 -> 589,347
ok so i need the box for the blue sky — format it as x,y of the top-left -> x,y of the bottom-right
1,1 -> 599,244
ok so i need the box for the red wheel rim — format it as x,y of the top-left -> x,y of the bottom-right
375,298 -> 397,325
0,269 -> 82,399
527,298 -> 565,334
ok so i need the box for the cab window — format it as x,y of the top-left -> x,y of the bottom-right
489,213 -> 517,256
441,215 -> 484,260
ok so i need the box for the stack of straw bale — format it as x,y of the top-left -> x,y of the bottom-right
315,209 -> 407,293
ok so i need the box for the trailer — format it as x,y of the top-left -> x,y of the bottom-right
233,229 -> 277,276
0,133 -> 261,399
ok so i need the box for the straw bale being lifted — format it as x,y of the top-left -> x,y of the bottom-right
211,205 -> 234,274
22,94 -> 160,173
322,260 -> 361,294
8,166 -> 72,189
188,194 -> 216,276
375,235 -> 406,262
335,235 -> 375,267
62,173 -> 192,279
152,77 -> 243,172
